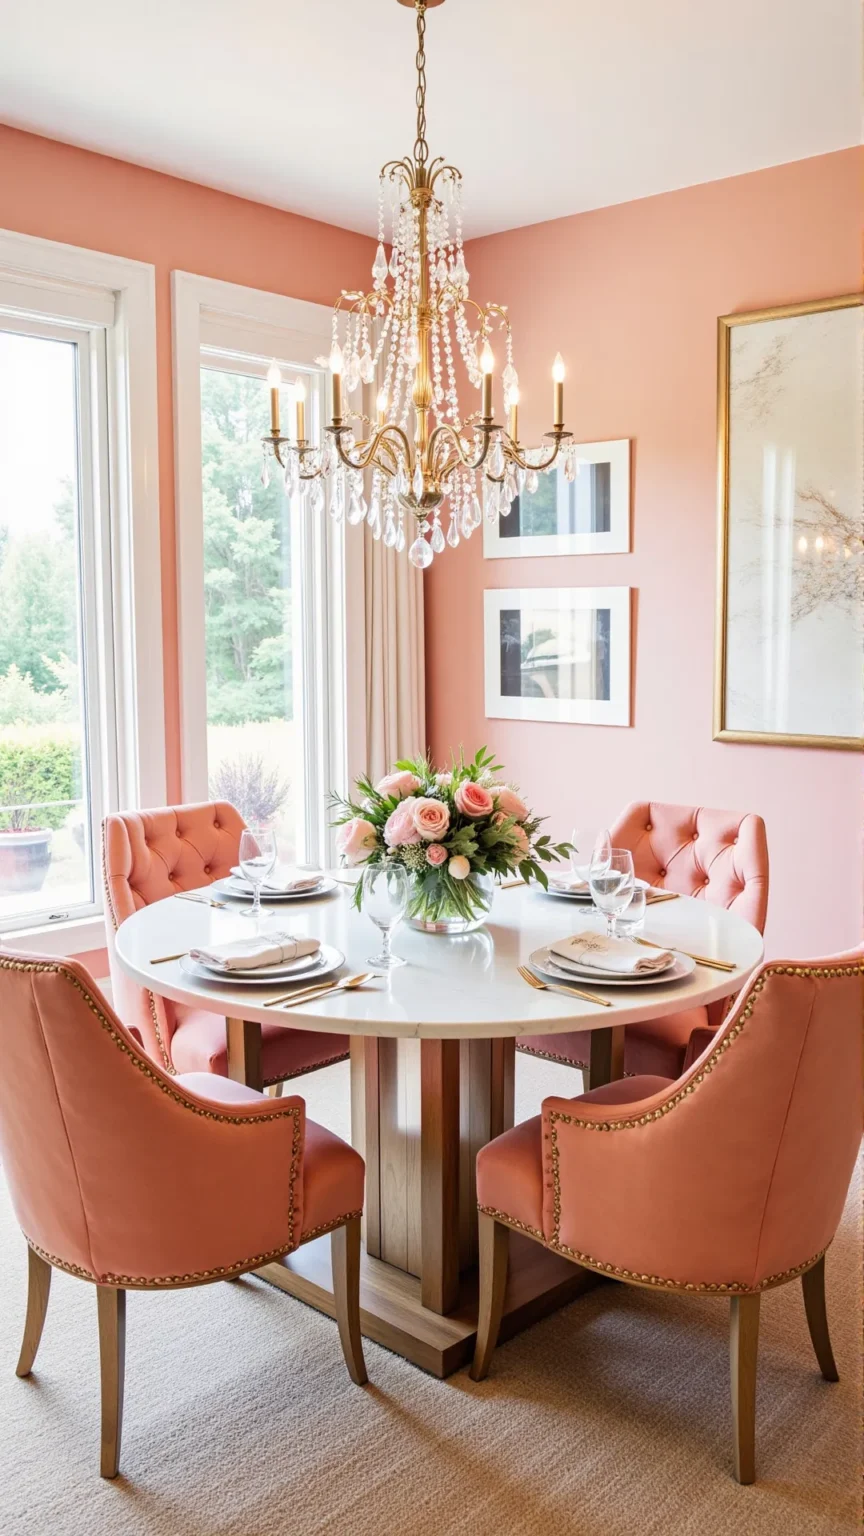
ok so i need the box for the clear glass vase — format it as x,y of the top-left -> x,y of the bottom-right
406,870 -> 494,934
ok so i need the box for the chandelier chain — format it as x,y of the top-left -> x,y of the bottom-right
414,2 -> 428,167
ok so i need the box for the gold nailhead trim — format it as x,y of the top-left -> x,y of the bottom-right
263,1049 -> 350,1088
2,955 -> 303,1252
543,960 -> 862,1258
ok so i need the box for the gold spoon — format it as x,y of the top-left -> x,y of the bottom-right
270,972 -> 380,1008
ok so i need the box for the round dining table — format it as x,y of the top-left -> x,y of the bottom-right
114,879 -> 763,1376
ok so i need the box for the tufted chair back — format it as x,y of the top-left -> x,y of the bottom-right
542,951 -> 863,1290
610,801 -> 769,933
102,803 -> 246,1069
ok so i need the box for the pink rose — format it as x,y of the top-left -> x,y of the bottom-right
426,842 -> 448,866
494,786 -> 529,821
511,824 -> 530,854
336,816 -> 378,866
383,798 -> 421,848
491,810 -> 507,827
412,797 -> 450,841
454,780 -> 494,819
377,770 -> 422,800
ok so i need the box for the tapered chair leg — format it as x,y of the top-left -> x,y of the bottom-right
801,1256 -> 839,1382
470,1214 -> 509,1382
97,1286 -> 126,1479
729,1293 -> 760,1484
16,1245 -> 52,1377
331,1218 -> 367,1385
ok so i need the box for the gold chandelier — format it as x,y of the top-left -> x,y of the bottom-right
262,0 -> 571,566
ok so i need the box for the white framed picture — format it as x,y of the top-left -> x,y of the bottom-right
484,587 -> 632,726
483,440 -> 630,559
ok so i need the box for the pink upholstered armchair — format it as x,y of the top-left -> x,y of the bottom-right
0,952 -> 367,1478
518,800 -> 769,1081
474,950 -> 862,1483
103,803 -> 349,1086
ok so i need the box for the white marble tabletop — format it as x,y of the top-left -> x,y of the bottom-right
112,879 -> 764,1041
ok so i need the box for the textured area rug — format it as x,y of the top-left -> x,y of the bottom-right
0,1055 -> 859,1535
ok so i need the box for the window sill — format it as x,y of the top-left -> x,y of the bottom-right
0,915 -> 106,959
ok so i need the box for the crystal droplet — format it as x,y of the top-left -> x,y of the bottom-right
526,469 -> 538,495
389,248 -> 400,277
395,521 -> 406,554
383,513 -> 397,548
346,355 -> 361,393
472,494 -> 483,529
430,521 -> 446,554
489,442 -> 504,479
260,457 -> 270,488
372,242 -> 388,286
408,535 -> 433,569
406,334 -> 419,367
396,464 -> 409,498
412,462 -> 424,501
367,497 -> 381,535
502,362 -> 518,394
347,492 -> 365,525
310,479 -> 325,514
564,451 -> 576,483
446,515 -> 460,548
359,348 -> 375,385
435,255 -> 448,285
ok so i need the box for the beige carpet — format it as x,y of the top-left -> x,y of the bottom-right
0,1054 -> 860,1535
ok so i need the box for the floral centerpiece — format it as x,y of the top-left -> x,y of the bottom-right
332,748 -> 571,933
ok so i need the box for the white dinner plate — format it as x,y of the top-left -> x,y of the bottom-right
541,877 -> 650,902
215,876 -> 337,902
179,942 -> 344,985
529,945 -> 696,988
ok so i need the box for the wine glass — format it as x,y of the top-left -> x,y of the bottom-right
588,847 -> 635,937
362,862 -> 408,969
570,827 -> 612,884
614,883 -> 646,935
238,827 -> 277,922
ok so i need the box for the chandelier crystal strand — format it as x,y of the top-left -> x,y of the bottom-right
261,0 -> 570,565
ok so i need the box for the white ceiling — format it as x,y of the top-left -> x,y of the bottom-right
2,0 -> 860,237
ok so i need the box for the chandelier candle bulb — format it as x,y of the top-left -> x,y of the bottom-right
552,353 -> 565,430
266,361 -> 282,436
377,389 -> 388,426
330,344 -> 343,423
481,342 -> 494,421
294,377 -> 306,442
508,386 -> 519,442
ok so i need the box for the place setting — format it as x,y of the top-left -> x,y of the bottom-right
539,826 -> 680,909
204,828 -> 337,914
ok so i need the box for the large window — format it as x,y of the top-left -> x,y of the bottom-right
0,318 -> 112,927
200,358 -> 305,860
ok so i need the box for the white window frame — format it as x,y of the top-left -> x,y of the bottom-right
0,229 -> 163,955
172,272 -> 365,868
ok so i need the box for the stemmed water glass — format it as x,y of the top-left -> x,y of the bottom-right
588,847 -> 635,937
570,827 -> 612,884
362,862 -> 409,969
238,827 -> 277,922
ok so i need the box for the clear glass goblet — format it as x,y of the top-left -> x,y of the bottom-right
588,847 -> 635,937
238,827 -> 277,922
363,861 -> 409,969
570,827 -> 612,884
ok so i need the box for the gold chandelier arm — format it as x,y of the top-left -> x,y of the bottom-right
502,434 -> 568,474
332,422 -> 412,475
428,421 -> 493,476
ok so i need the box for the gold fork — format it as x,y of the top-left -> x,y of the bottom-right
518,964 -> 612,1008
174,893 -> 229,909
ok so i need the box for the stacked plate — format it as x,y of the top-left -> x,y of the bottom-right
528,944 -> 695,988
214,871 -> 337,903
541,876 -> 650,904
180,942 -> 345,986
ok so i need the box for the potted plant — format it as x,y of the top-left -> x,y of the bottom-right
0,734 -> 77,895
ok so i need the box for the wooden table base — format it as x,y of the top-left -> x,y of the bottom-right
256,1230 -> 601,1378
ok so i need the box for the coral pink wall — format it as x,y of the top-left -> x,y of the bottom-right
0,125 -> 375,807
426,150 -> 862,958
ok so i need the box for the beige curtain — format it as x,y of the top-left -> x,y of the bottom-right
363,528 -> 426,783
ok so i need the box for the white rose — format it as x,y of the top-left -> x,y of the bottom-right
448,855 -> 470,881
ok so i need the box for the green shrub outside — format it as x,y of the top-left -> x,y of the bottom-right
0,729 -> 80,831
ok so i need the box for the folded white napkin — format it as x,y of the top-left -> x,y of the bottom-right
189,932 -> 321,972
550,931 -> 673,975
230,865 -> 323,894
548,874 -> 590,893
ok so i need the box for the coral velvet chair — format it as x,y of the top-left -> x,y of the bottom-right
0,952 -> 367,1478
473,951 -> 863,1483
103,803 -> 350,1085
518,801 -> 769,1081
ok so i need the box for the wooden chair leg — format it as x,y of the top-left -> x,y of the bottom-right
729,1293 -> 760,1484
470,1213 -> 509,1382
801,1255 -> 839,1382
97,1286 -> 126,1479
16,1245 -> 52,1377
265,1082 -> 285,1098
331,1218 -> 368,1386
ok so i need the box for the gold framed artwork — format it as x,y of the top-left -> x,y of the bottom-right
714,294 -> 863,750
